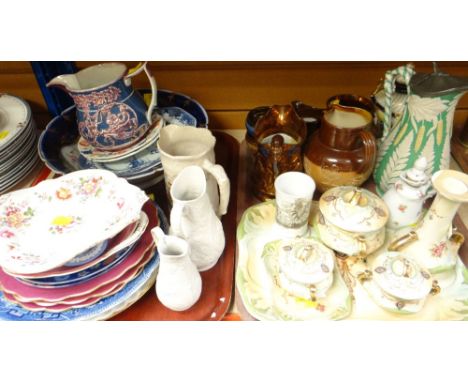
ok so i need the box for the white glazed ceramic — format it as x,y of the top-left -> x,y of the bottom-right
169,165 -> 225,271
276,237 -> 334,299
236,200 -> 352,320
274,172 -> 315,238
151,227 -> 201,311
383,157 -> 432,229
0,169 -> 148,274
158,124 -> 230,216
359,251 -> 437,314
316,187 -> 389,256
0,94 -> 31,151
390,169 -> 468,276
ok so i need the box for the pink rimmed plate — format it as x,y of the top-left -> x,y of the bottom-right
3,247 -> 153,311
0,169 -> 148,275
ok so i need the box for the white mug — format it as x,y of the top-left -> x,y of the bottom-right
157,124 -> 230,216
274,172 -> 316,237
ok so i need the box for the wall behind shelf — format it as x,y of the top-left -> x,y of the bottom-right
1,61 -> 468,130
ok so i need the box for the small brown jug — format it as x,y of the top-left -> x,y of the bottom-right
303,104 -> 376,193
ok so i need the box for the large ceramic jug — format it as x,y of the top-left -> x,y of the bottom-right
169,165 -> 226,272
47,62 -> 157,151
373,63 -> 468,196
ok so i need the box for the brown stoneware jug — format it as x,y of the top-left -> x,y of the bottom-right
303,104 -> 376,193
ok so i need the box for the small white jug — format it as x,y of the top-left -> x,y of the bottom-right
151,227 -> 202,311
170,165 -> 226,271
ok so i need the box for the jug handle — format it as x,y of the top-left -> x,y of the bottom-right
201,159 -> 231,216
170,203 -> 188,238
382,64 -> 415,141
124,62 -> 157,125
359,129 -> 377,170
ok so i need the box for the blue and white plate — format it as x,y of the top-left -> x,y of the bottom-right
0,204 -> 167,321
38,89 -> 208,178
95,145 -> 162,178
159,106 -> 197,127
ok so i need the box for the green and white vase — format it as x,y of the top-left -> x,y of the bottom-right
373,64 -> 467,196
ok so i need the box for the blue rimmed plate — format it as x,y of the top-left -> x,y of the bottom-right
38,89 -> 208,177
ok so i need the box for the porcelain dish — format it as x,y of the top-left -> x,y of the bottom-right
316,186 -> 389,256
0,169 -> 148,274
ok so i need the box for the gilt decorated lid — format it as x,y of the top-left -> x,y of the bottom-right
278,237 -> 334,285
372,252 -> 433,302
319,187 -> 389,233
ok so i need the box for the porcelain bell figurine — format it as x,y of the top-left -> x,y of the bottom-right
151,227 -> 202,311
383,156 -> 431,229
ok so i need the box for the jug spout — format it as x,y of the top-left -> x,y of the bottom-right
46,74 -> 80,94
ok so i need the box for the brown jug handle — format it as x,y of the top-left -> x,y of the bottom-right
359,130 -> 377,169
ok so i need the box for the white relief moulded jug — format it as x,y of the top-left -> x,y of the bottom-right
169,165 -> 227,271
151,227 -> 202,311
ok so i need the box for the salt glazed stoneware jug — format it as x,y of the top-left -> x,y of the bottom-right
47,62 -> 157,151
303,103 -> 376,193
151,227 -> 202,311
169,165 -> 226,271
373,63 -> 468,196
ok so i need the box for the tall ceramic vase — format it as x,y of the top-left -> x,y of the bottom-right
373,64 -> 467,196
169,165 -> 226,271
389,170 -> 467,280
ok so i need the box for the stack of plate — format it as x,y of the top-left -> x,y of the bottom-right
0,169 -> 165,320
0,94 -> 41,194
38,89 -> 209,190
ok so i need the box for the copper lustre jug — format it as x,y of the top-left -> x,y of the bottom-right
252,104 -> 307,200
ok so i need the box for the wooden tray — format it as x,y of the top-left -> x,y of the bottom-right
235,140 -> 468,320
111,131 -> 239,321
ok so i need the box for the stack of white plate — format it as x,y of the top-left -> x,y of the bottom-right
0,94 -> 40,194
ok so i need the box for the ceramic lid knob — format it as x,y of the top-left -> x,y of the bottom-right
401,156 -> 430,186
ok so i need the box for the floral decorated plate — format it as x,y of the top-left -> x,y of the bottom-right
236,200 -> 353,320
7,211 -> 149,279
77,116 -> 163,163
0,169 -> 148,274
0,202 -> 167,320
0,94 -> 31,152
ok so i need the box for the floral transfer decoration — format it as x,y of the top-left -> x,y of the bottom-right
0,204 -> 34,229
431,241 -> 447,257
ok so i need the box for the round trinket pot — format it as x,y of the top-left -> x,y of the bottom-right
277,237 -> 335,300
316,187 -> 389,256
367,251 -> 439,313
